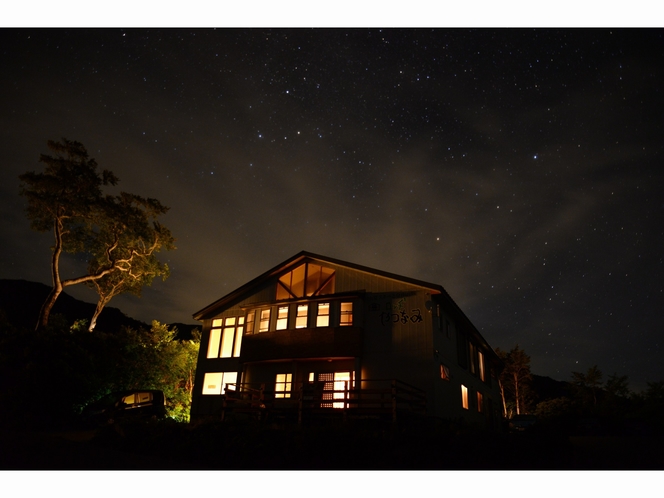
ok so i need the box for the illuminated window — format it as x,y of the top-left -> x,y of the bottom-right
245,311 -> 255,335
277,263 -> 335,299
440,363 -> 450,380
478,350 -> 485,382
296,304 -> 308,328
208,317 -> 244,358
340,302 -> 353,326
233,316 -> 244,357
220,318 -> 235,358
207,320 -> 222,358
275,373 -> 292,398
461,384 -> 469,409
202,371 -> 238,395
333,372 -> 351,409
320,372 -> 351,408
469,343 -> 477,374
276,306 -> 289,330
316,302 -> 330,327
477,391 -> 484,413
258,309 -> 271,333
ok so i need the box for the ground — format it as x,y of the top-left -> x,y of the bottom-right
1,420 -> 662,470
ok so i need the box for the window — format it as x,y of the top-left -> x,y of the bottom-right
316,302 -> 330,327
296,304 -> 308,328
440,363 -> 450,380
258,309 -> 271,333
122,393 -> 136,405
477,391 -> 484,413
208,317 -> 244,358
220,318 -> 236,358
320,372 -> 351,409
478,350 -> 485,382
276,306 -> 289,330
340,302 -> 353,326
469,343 -> 477,375
276,263 -> 335,299
245,311 -> 255,335
275,373 -> 292,398
461,384 -> 469,410
202,371 -> 237,395
233,317 -> 244,357
207,322 -> 222,359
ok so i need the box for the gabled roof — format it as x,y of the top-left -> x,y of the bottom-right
193,250 -> 500,363
193,251 -> 443,321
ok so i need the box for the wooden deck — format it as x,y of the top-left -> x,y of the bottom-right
217,379 -> 427,424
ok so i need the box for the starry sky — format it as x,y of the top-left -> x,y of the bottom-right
1,28 -> 662,390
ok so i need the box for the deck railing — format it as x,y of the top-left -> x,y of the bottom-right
219,379 -> 426,423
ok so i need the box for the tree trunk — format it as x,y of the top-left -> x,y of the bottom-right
37,283 -> 63,330
36,217 -> 65,330
514,373 -> 521,415
499,379 -> 508,418
88,297 -> 109,332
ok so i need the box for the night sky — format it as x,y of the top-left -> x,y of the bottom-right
1,28 -> 662,391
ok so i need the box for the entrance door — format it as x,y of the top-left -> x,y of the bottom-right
319,372 -> 352,408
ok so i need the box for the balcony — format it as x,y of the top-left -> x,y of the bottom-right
241,326 -> 363,362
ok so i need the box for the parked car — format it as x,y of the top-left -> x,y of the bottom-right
82,390 -> 166,425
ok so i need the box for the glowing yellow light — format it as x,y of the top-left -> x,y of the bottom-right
333,372 -> 351,408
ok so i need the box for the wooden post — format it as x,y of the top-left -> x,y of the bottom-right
298,381 -> 303,425
391,379 -> 397,424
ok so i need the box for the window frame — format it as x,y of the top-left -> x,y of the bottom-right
275,373 -> 293,399
295,304 -> 309,328
202,371 -> 238,395
258,308 -> 271,333
208,317 -> 244,358
339,301 -> 353,326
276,305 -> 289,330
316,302 -> 330,327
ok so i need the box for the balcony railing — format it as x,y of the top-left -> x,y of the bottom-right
217,379 -> 426,423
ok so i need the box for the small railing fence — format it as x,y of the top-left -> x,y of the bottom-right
219,379 -> 426,423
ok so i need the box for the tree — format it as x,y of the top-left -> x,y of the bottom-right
19,139 -> 174,330
86,193 -> 174,331
115,321 -> 200,421
571,365 -> 603,410
496,344 -> 533,417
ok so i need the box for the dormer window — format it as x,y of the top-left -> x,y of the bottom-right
276,263 -> 335,300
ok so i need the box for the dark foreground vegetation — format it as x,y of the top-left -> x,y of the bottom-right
2,281 -> 663,470
1,416 -> 663,470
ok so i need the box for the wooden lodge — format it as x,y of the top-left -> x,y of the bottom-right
190,251 -> 503,428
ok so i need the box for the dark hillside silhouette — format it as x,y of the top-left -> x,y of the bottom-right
0,279 -> 147,333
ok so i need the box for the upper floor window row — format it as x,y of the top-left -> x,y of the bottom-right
246,300 -> 353,334
276,263 -> 335,300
